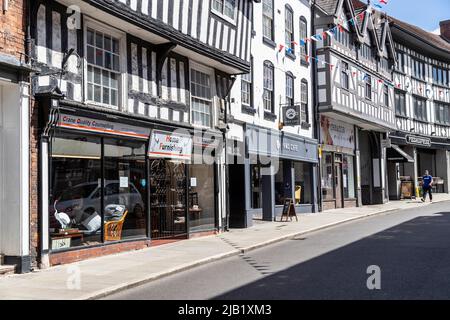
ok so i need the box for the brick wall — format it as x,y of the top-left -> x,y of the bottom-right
30,98 -> 39,269
0,0 -> 27,61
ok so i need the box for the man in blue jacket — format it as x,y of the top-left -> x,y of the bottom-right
421,170 -> 433,203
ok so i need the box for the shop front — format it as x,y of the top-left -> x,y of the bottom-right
319,116 -> 358,210
389,132 -> 450,199
228,124 -> 318,228
41,106 -> 219,266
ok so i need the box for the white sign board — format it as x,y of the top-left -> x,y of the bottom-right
148,130 -> 193,161
320,116 -> 355,149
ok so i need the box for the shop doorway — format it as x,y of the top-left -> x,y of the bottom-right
149,159 -> 188,239
334,161 -> 343,209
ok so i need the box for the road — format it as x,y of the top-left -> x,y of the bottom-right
104,201 -> 450,300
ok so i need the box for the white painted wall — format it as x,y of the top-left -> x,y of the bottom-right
229,0 -> 314,139
0,81 -> 30,258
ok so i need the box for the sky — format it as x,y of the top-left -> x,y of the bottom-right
379,0 -> 450,32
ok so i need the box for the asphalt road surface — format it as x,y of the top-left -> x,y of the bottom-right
104,201 -> 450,300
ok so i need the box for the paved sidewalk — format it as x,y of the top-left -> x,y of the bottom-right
0,195 -> 448,300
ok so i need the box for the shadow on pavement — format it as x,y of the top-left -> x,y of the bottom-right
213,212 -> 450,300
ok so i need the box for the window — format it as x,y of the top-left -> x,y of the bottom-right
413,58 -> 425,80
343,155 -> 355,199
294,162 -> 313,204
262,0 -> 274,41
263,61 -> 274,112
241,64 -> 252,107
395,90 -> 406,116
380,57 -> 389,73
212,0 -> 236,20
250,160 -> 263,209
341,62 -> 349,90
189,163 -> 215,232
397,52 -> 405,73
365,75 -> 372,100
191,68 -> 213,127
433,65 -> 449,86
86,28 -> 121,107
336,29 -> 351,49
301,79 -> 308,123
49,133 -> 148,251
299,17 -> 308,63
383,84 -> 389,107
360,44 -> 374,62
413,96 -> 427,121
275,160 -> 287,206
321,152 -> 334,201
435,103 -> 450,125
286,73 -> 294,106
285,6 -> 294,54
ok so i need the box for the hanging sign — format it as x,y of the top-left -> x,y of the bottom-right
283,105 -> 301,126
148,130 -> 193,161
406,135 -> 431,147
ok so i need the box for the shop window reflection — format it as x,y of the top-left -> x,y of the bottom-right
189,161 -> 215,232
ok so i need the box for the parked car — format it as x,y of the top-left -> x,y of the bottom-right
51,180 -> 145,226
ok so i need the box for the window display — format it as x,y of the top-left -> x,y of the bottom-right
189,161 -> 215,232
50,133 -> 102,250
49,132 -> 148,251
294,162 -> 313,204
321,152 -> 335,201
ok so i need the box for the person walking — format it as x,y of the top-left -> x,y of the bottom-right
421,170 -> 433,203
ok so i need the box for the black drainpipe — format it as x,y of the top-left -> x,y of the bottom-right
311,0 -> 322,212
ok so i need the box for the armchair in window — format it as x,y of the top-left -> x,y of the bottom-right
104,208 -> 128,241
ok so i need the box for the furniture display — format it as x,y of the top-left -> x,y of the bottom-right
104,209 -> 128,241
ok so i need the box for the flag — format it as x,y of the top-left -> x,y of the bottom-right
338,24 -> 344,33
310,35 -> 320,41
287,47 -> 293,54
322,32 -> 327,40
374,4 -> 382,8
292,41 -> 298,46
329,64 -> 334,71
349,18 -> 354,26
316,34 -> 323,41
300,39 -> 306,46
325,28 -> 336,38
379,0 -> 388,4
279,44 -> 285,52
352,72 -> 356,77
305,55 -> 309,63
359,12 -> 365,21
378,79 -> 383,83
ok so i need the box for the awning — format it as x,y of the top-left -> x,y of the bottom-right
387,145 -> 414,163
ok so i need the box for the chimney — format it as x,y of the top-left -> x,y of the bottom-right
440,20 -> 450,42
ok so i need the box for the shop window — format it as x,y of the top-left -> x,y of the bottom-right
250,162 -> 263,209
103,139 -> 147,241
293,162 -> 313,205
49,133 -> 150,251
50,133 -> 102,250
86,27 -> 121,108
343,155 -> 355,199
191,68 -> 213,128
321,152 -> 335,201
274,160 -> 288,206
189,161 -> 216,232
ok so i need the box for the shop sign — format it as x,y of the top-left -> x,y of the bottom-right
320,116 -> 355,149
282,105 -> 301,126
406,135 -> 431,147
57,114 -> 150,139
148,130 -> 193,161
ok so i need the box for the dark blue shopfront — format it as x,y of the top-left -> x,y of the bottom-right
228,124 -> 319,228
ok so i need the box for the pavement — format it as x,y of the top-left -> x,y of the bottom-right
0,194 -> 449,300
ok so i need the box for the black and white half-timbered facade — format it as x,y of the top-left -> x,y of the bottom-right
30,0 -> 254,267
387,17 -> 450,200
314,0 -> 397,210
